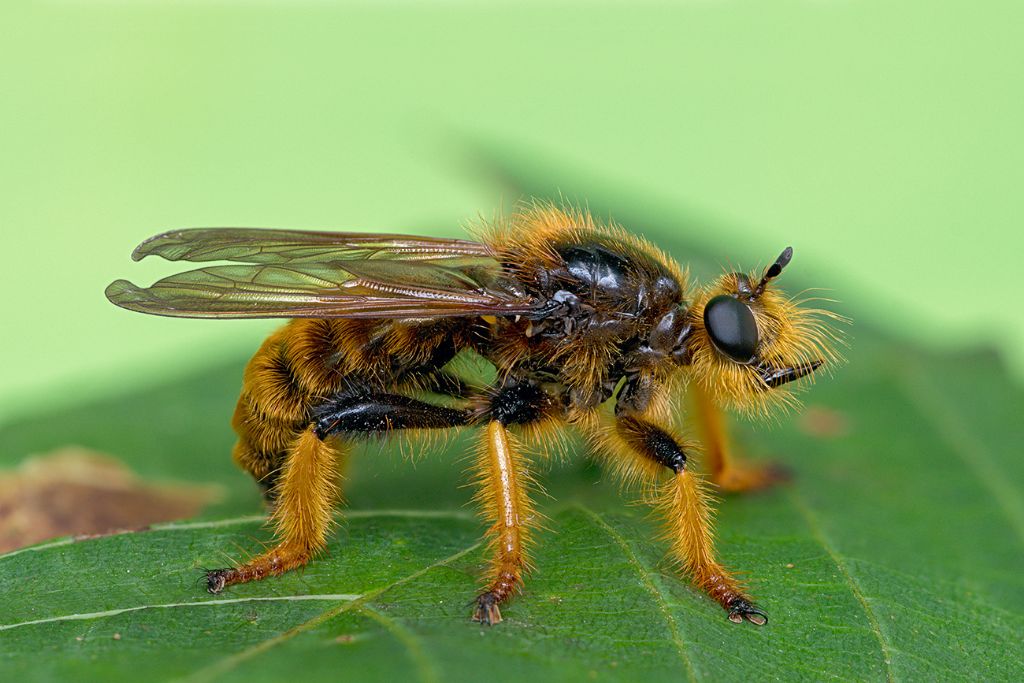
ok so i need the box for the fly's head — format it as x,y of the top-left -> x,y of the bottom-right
683,248 -> 845,415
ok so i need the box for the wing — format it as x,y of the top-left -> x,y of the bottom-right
107,229 -> 536,320
131,227 -> 494,264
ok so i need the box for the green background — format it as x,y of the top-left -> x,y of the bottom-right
2,3 -> 1024,682
2,0 -> 1023,419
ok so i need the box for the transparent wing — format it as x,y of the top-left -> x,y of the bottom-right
131,228 -> 494,264
106,258 -> 537,320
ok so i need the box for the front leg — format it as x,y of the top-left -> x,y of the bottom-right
611,415 -> 768,625
689,382 -> 790,493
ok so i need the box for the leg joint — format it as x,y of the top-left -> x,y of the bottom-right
487,382 -> 558,426
617,417 -> 687,474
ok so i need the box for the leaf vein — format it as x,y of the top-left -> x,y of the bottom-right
174,540 -> 483,683
899,365 -> 1024,546
360,604 -> 439,683
574,506 -> 698,683
0,509 -> 475,563
0,594 -> 362,632
788,490 -> 896,683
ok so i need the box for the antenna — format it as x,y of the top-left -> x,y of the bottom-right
752,247 -> 793,299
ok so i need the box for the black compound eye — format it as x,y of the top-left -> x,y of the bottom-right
703,295 -> 759,363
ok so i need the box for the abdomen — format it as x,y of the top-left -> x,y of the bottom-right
230,317 -> 470,494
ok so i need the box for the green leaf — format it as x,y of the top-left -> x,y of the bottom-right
2,150 -> 1023,682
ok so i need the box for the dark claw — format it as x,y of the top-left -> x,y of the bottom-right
205,569 -> 229,594
727,598 -> 768,626
471,592 -> 503,626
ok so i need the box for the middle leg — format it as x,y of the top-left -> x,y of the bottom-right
471,421 -> 535,625
470,381 -> 557,624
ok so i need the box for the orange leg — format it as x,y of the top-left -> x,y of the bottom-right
471,421 -> 535,625
593,415 -> 766,624
690,383 -> 790,493
659,468 -> 765,623
207,426 -> 343,592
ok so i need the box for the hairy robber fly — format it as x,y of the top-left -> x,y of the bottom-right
106,204 -> 840,625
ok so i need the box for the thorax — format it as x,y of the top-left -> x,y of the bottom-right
486,238 -> 686,407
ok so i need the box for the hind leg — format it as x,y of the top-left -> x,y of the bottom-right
209,393 -> 469,593
208,426 -> 343,592
690,384 -> 790,493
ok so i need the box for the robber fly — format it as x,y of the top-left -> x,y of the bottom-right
106,204 -> 841,625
